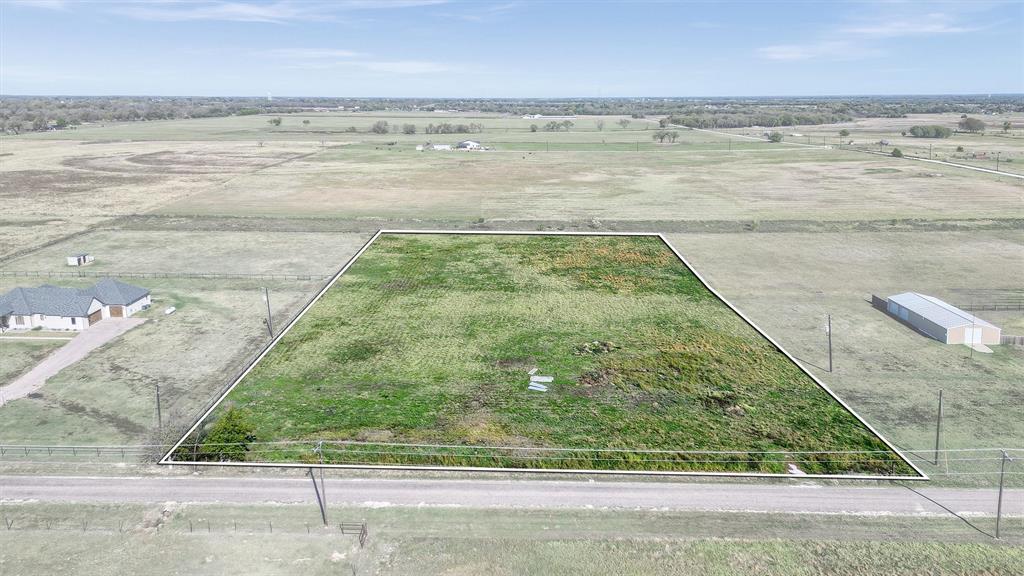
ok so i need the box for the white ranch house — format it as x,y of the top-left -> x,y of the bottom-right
0,278 -> 150,332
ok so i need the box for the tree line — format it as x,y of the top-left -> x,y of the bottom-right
3,95 -> 1020,134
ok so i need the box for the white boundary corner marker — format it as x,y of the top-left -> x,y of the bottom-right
161,229 -> 926,480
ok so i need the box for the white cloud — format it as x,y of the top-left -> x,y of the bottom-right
840,13 -> 979,38
7,0 -> 69,10
115,1 -> 447,24
757,41 -> 881,62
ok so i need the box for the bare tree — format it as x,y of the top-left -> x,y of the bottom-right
595,120 -> 605,131
402,123 -> 416,135
617,119 -> 631,129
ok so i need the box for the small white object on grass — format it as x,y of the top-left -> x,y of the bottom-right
786,463 -> 806,475
528,383 -> 548,392
528,367 -> 538,375
164,307 -> 176,315
530,375 -> 553,383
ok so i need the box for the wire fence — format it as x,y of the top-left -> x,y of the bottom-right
4,442 -> 1017,480
0,270 -> 330,282
0,515 -> 368,545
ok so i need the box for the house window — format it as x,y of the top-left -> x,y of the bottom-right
71,317 -> 76,325
16,316 -> 25,325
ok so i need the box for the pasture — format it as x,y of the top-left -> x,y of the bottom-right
0,111 -> 1019,484
180,233 -> 914,476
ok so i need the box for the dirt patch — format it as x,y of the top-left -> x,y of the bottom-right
52,397 -> 148,436
0,169 -> 157,198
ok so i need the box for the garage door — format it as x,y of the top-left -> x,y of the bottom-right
88,310 -> 102,325
110,306 -> 124,318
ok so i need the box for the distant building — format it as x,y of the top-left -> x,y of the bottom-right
0,278 -> 150,332
431,144 -> 452,151
885,292 -> 1001,346
66,253 -> 94,266
456,140 -> 482,150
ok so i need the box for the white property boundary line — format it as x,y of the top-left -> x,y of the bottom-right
161,230 -> 926,480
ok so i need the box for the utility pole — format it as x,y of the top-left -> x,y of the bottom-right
263,287 -> 274,338
933,389 -> 943,465
155,384 -> 162,431
826,314 -> 833,373
996,152 -> 1001,172
309,467 -> 327,526
996,450 -> 1012,539
929,143 -> 932,159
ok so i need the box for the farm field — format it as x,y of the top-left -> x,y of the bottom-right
0,111 -> 1019,484
724,112 -> 1024,175
177,232 -> 915,476
0,502 -> 1020,576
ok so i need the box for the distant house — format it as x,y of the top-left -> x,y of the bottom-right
885,292 -> 1001,346
456,140 -> 482,150
66,253 -> 94,267
431,144 -> 452,151
0,278 -> 150,332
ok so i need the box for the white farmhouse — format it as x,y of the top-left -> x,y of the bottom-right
0,278 -> 151,332
456,140 -> 482,150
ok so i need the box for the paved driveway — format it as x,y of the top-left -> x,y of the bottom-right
0,318 -> 145,405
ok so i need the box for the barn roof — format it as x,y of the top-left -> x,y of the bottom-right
888,292 -> 996,330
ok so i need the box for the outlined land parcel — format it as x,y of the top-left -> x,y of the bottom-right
167,232 -> 920,478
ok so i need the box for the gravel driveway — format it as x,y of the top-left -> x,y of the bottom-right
0,318 -> 145,405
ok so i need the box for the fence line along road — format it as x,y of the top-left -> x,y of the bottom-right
0,270 -> 330,281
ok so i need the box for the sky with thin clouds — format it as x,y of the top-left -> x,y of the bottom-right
1,0 -> 1021,96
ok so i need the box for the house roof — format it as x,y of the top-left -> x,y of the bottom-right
888,292 -> 996,330
0,285 -> 96,317
0,278 -> 149,318
85,278 -> 150,306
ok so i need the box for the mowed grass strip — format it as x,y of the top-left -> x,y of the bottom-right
188,234 -> 914,475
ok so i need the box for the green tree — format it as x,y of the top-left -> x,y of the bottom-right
908,125 -> 952,138
530,124 -> 538,132
199,407 -> 257,461
402,123 -> 416,135
302,119 -> 310,125
891,148 -> 903,157
668,130 -> 680,143
767,131 -> 783,143
268,117 -> 282,126
958,117 -> 985,133
1003,121 -> 1012,133
371,120 -> 389,134
839,129 -> 850,137
617,119 -> 630,129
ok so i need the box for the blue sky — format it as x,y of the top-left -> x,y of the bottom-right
2,1 -> 1021,97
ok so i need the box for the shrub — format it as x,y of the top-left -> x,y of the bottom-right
371,120 -> 389,134
956,145 -> 964,152
891,148 -> 903,157
839,129 -> 850,137
267,117 -> 282,126
199,407 -> 257,461
767,131 -> 783,143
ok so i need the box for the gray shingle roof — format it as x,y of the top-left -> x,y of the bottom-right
888,292 -> 996,330
85,278 -> 150,306
0,279 -> 149,318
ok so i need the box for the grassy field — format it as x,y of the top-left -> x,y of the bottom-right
0,110 -> 1019,483
0,502 -> 1020,576
0,339 -> 65,385
181,233 -> 913,476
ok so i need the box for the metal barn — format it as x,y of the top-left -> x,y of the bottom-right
886,292 -> 1001,346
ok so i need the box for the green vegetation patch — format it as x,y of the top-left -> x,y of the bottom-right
179,233 -> 915,476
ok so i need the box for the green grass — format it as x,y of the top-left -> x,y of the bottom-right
0,339 -> 65,384
183,233 -> 915,476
